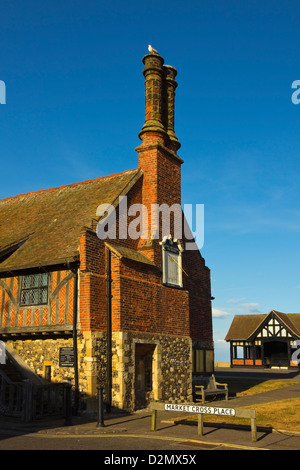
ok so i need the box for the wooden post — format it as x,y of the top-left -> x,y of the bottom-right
64,384 -> 72,426
96,387 -> 105,428
22,381 -> 33,422
8,383 -> 14,412
198,412 -> 203,436
251,416 -> 257,442
151,409 -> 157,431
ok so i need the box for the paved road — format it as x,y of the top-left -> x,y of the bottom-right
1,408 -> 299,452
215,367 -> 300,381
1,424 -> 299,452
1,368 -> 300,452
0,432 -> 240,451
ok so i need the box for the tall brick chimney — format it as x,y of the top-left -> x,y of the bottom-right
138,53 -> 166,139
136,49 -> 183,264
162,64 -> 180,151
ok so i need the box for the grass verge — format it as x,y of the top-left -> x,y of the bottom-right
234,379 -> 298,396
180,397 -> 300,432
179,378 -> 300,432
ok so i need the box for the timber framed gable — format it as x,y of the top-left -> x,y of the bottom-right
252,311 -> 295,341
0,267 -> 76,337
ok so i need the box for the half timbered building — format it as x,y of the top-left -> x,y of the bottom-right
225,310 -> 300,368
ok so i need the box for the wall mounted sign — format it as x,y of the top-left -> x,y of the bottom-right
59,347 -> 74,367
160,236 -> 184,288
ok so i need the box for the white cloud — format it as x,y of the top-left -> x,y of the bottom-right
212,308 -> 232,319
240,302 -> 260,313
227,297 -> 246,304
212,300 -> 261,320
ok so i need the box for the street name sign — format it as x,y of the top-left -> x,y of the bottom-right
164,403 -> 236,416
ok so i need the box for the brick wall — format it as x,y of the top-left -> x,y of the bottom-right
183,248 -> 213,343
77,211 -> 212,345
111,256 -> 190,337
79,229 -> 106,331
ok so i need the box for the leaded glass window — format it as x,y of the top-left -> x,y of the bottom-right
20,273 -> 49,306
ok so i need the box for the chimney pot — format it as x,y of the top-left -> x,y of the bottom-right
139,54 -> 168,141
162,65 -> 180,150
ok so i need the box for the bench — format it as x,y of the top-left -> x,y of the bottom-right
193,374 -> 228,404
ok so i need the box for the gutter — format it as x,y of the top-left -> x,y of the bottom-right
106,247 -> 112,413
72,265 -> 79,415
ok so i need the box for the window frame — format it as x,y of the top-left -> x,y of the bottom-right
20,273 -> 49,307
192,348 -> 214,373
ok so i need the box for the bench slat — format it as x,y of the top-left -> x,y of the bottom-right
193,374 -> 228,404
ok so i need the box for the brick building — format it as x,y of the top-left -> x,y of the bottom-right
0,50 -> 213,412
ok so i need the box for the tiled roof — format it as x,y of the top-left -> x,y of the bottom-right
225,314 -> 266,341
225,310 -> 300,340
105,242 -> 155,266
274,311 -> 300,338
0,169 -> 141,272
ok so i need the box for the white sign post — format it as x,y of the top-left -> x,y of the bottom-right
150,401 -> 257,442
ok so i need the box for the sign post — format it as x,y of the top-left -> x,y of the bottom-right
150,401 -> 257,442
198,412 -> 203,436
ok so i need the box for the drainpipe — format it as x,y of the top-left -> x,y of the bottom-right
106,247 -> 112,413
72,265 -> 79,415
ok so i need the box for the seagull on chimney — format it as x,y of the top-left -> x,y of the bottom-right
148,44 -> 159,55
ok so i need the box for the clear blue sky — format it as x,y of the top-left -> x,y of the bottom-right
1,0 -> 300,362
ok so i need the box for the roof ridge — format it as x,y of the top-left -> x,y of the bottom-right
273,310 -> 300,337
225,311 -> 300,341
0,168 -> 139,203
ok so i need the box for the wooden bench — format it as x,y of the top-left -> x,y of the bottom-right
193,374 -> 228,404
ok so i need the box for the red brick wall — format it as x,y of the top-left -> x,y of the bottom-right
78,222 -> 212,344
77,138 -> 213,346
110,255 -> 190,337
136,139 -> 182,266
79,229 -> 106,331
182,248 -> 213,342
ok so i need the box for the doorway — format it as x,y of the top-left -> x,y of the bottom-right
134,343 -> 156,409
264,341 -> 288,367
